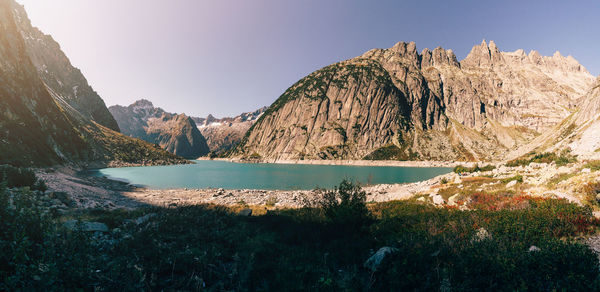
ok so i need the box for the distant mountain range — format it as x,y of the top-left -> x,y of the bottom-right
109,100 -> 209,158
0,0 -> 184,166
233,40 -> 597,162
193,107 -> 267,156
109,100 -> 266,158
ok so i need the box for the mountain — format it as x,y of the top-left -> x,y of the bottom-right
11,2 -> 119,132
192,107 -> 267,155
234,41 -> 595,161
510,77 -> 600,160
0,0 -> 184,166
109,100 -> 209,158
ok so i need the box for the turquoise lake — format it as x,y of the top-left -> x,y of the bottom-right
95,160 -> 452,190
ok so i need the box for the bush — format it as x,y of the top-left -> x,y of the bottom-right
320,180 -> 371,232
502,175 -> 523,183
453,164 -> 495,174
0,165 -> 47,191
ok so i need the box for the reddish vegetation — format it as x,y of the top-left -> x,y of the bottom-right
466,192 -> 545,211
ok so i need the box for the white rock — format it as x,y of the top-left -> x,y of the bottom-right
364,247 -> 398,272
582,168 -> 592,173
430,194 -> 445,205
528,245 -> 541,252
506,180 -> 518,188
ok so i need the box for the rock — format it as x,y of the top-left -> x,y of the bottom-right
528,245 -> 541,252
129,213 -> 157,225
64,220 -> 109,233
430,194 -> 445,205
417,197 -> 426,202
582,168 -> 592,173
471,227 -> 491,242
448,194 -> 460,206
364,247 -> 398,272
238,208 -> 252,216
506,180 -> 518,188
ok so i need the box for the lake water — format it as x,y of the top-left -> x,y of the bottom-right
94,160 -> 452,190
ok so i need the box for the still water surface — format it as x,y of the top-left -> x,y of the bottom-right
95,160 -> 452,190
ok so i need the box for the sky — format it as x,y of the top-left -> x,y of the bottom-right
17,0 -> 600,118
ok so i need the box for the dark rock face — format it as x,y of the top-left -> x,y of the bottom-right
235,41 -> 595,161
109,100 -> 209,158
10,2 -> 120,132
0,0 -> 184,166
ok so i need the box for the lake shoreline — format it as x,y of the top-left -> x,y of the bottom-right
36,165 -> 450,210
197,157 -> 484,168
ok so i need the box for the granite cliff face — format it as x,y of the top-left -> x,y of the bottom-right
109,100 -> 209,158
236,41 -> 594,161
193,107 -> 267,155
0,0 -> 184,166
10,2 -> 119,132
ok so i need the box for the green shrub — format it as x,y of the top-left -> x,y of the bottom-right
502,175 -> 523,183
320,180 -> 371,232
506,151 -> 577,167
0,165 -> 47,192
453,164 -> 496,174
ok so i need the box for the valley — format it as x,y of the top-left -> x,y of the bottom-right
2,0 -> 600,289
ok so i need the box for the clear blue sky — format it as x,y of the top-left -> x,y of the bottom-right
18,0 -> 599,118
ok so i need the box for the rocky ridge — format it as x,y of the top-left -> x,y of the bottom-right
235,40 -> 594,162
10,1 -> 120,131
193,107 -> 267,155
109,100 -> 209,158
0,0 -> 184,166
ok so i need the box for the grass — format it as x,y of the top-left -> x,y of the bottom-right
506,151 -> 577,167
584,160 -> 600,171
1,177 -> 600,290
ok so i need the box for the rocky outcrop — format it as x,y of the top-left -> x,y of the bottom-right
0,0 -> 184,166
10,1 -> 119,132
235,40 -> 595,162
109,100 -> 209,158
193,107 -> 267,155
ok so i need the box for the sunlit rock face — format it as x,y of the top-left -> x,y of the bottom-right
235,40 -> 595,162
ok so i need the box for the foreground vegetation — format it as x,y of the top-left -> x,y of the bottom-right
1,174 -> 600,290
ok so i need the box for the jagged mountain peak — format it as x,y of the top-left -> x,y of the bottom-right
234,40 -> 596,162
461,39 -> 504,67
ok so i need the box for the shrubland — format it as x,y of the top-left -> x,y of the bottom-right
1,173 -> 599,290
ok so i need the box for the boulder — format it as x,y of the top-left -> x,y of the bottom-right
238,208 -> 252,216
364,247 -> 398,272
506,180 -> 518,188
